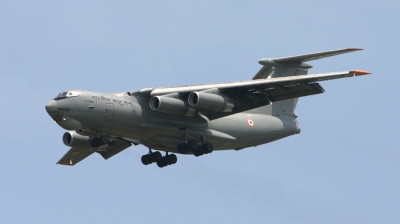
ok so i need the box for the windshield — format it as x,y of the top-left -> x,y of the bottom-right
57,92 -> 68,98
54,91 -> 80,100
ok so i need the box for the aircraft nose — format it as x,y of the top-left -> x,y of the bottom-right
45,100 -> 58,113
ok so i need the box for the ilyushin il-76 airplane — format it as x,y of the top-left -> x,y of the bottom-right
45,48 -> 370,168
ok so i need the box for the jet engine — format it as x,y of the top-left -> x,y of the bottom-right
62,131 -> 92,148
62,131 -> 108,149
75,129 -> 97,137
188,92 -> 234,112
150,96 -> 195,116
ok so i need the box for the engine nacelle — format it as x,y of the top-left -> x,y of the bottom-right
188,92 -> 234,112
150,96 -> 195,116
63,131 -> 108,149
62,131 -> 92,148
75,129 -> 97,137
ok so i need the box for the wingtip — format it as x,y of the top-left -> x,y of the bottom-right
57,162 -> 74,166
347,48 -> 363,51
351,70 -> 371,75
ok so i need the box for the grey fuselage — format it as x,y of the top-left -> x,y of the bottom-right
48,90 -> 300,153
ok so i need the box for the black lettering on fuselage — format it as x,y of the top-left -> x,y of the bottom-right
92,95 -> 133,106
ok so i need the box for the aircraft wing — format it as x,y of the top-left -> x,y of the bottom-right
57,140 -> 132,166
148,70 -> 369,96
142,70 -> 370,120
97,140 -> 132,160
57,147 -> 95,166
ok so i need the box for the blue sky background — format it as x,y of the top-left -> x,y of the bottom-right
1,1 -> 399,223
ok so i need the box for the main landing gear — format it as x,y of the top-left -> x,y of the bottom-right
140,138 -> 214,168
141,149 -> 177,168
177,140 -> 214,157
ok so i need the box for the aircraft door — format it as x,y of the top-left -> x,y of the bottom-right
105,103 -> 114,121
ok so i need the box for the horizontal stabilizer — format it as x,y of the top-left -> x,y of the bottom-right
259,48 -> 363,65
253,48 -> 363,80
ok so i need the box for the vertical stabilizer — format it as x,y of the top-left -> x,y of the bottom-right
249,48 -> 363,116
270,67 -> 307,115
246,66 -> 306,116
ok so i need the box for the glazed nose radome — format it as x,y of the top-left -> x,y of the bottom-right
45,100 -> 58,113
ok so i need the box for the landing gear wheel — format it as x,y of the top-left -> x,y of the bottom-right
141,155 -> 150,165
202,143 -> 213,154
198,147 -> 204,156
168,154 -> 177,164
187,140 -> 199,151
152,151 -> 162,162
178,143 -> 189,154
193,146 -> 206,157
157,157 -> 167,168
141,154 -> 153,165
142,150 -> 178,168
145,154 -> 153,164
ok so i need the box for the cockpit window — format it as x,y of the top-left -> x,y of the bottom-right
57,92 -> 68,98
54,91 -> 80,100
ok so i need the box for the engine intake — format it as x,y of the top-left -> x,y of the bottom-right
150,96 -> 195,116
188,92 -> 234,112
63,131 -> 92,148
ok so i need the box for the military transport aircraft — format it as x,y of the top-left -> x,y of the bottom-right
45,48 -> 370,168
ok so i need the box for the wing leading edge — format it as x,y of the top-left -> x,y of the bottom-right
149,70 -> 370,96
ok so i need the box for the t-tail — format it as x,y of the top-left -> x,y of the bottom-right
250,48 -> 364,116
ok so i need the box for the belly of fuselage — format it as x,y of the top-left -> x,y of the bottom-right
66,91 -> 299,151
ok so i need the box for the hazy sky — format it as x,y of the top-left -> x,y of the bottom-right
1,1 -> 399,223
